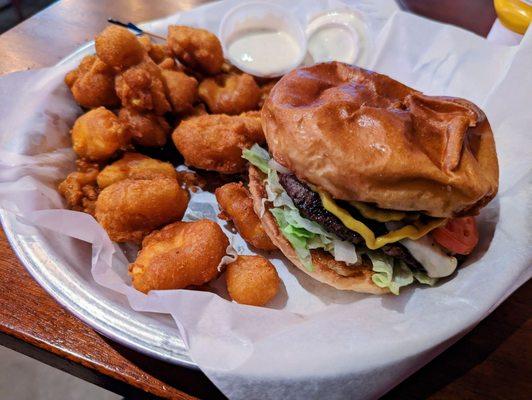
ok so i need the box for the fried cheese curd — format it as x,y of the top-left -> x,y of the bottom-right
161,69 -> 198,114
96,153 -> 177,189
138,35 -> 172,64
238,110 -> 262,130
216,182 -> 276,250
65,55 -> 94,88
199,73 -> 261,115
172,113 -> 265,174
158,57 -> 180,71
65,55 -> 119,108
115,58 -> 172,115
71,107 -> 129,161
118,107 -> 170,147
58,161 -> 100,215
129,219 -> 229,293
167,25 -> 223,75
225,255 -> 280,306
95,178 -> 188,244
95,26 -> 144,70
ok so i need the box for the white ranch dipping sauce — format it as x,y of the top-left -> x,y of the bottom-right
227,29 -> 302,76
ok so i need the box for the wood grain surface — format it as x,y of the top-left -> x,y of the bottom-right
0,1 -> 530,399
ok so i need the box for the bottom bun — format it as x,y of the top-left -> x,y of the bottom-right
248,166 -> 388,295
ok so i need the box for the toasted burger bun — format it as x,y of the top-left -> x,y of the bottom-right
262,62 -> 499,218
249,166 -> 388,294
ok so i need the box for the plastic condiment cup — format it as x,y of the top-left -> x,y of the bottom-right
305,10 -> 370,66
219,2 -> 307,77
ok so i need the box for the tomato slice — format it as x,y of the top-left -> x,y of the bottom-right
432,217 -> 479,255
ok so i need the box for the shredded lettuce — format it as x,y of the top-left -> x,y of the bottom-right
413,272 -> 438,286
243,145 -> 436,293
331,238 -> 358,265
368,251 -> 413,295
242,144 -> 270,174
282,207 -> 329,236
270,207 -> 314,269
368,251 -> 437,294
244,144 -> 358,272
268,158 -> 291,174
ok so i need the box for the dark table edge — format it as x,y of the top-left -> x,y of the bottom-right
0,331 -> 162,400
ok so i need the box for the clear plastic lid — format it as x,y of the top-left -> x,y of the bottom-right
305,9 -> 372,66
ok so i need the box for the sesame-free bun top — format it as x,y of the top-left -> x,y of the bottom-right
262,62 -> 499,217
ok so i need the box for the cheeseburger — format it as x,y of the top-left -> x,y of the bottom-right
244,62 -> 498,295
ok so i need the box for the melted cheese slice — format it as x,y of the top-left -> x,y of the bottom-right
318,191 -> 446,250
349,201 -> 406,222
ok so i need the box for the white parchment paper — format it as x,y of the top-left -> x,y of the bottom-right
0,1 -> 531,399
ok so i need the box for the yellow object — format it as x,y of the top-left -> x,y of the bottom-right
349,201 -> 406,223
494,0 -> 532,34
318,191 -> 446,250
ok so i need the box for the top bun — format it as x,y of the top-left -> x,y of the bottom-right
262,62 -> 499,217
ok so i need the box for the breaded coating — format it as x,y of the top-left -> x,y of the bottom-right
129,219 -> 229,292
71,107 -> 128,161
96,153 -> 177,188
138,35 -> 151,52
239,110 -> 261,120
199,73 -> 261,115
115,59 -> 171,115
65,55 -> 96,88
95,26 -> 144,69
118,107 -> 170,147
167,25 -> 223,75
76,159 -> 102,173
158,57 -> 180,71
138,35 -> 172,64
58,167 -> 99,215
216,182 -> 276,250
172,113 -> 265,174
225,255 -> 280,306
95,178 -> 188,243
161,70 -> 198,114
235,110 -> 263,140
65,70 -> 80,90
68,56 -> 120,109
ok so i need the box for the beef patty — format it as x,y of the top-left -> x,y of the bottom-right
278,172 -> 425,272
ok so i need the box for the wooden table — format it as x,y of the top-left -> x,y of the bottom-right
0,1 -> 530,399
